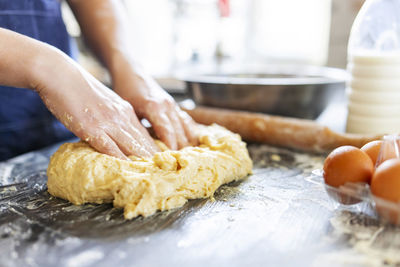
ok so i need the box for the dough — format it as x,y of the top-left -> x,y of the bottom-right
47,124 -> 253,219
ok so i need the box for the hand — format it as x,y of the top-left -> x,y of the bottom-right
32,50 -> 159,160
111,61 -> 198,150
65,0 -> 198,150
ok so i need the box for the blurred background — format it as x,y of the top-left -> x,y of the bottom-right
61,0 -> 364,90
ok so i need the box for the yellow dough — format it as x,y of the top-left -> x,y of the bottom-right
47,125 -> 253,219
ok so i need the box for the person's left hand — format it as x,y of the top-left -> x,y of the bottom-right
111,60 -> 198,151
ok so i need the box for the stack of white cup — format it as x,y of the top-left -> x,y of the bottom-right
346,52 -> 400,134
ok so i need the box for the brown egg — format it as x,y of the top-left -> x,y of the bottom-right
324,146 -> 374,187
371,158 -> 400,224
323,146 -> 374,204
371,158 -> 400,202
361,140 -> 383,166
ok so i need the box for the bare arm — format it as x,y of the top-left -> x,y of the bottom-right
0,27 -> 159,159
0,28 -> 40,89
67,0 -> 198,149
66,0 -> 130,70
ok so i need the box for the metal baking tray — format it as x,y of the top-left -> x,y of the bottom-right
183,65 -> 347,119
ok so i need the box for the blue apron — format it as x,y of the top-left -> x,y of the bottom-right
0,0 -> 76,161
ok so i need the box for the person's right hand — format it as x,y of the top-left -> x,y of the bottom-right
31,47 -> 159,160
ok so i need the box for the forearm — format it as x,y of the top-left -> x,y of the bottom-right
0,27 -> 77,95
67,0 -> 138,77
0,28 -> 46,90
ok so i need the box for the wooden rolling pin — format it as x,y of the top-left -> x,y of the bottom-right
184,106 -> 383,153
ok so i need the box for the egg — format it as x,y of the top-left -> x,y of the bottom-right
371,158 -> 400,202
361,140 -> 383,166
324,146 -> 374,187
371,158 -> 400,224
323,146 -> 374,204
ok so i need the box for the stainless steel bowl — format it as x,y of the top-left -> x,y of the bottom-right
183,65 -> 347,119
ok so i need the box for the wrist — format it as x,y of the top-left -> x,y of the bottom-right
108,51 -> 145,80
27,44 -> 72,93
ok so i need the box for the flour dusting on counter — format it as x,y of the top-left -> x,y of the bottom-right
2,136 -> 399,267
313,210 -> 400,266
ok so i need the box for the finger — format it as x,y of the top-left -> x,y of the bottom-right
86,132 -> 129,160
128,116 -> 160,154
148,112 -> 177,150
168,109 -> 189,149
107,127 -> 153,158
177,108 -> 199,146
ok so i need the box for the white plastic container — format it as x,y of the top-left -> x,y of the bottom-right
346,0 -> 400,134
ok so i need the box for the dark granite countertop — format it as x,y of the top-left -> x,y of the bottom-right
0,101 -> 399,267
